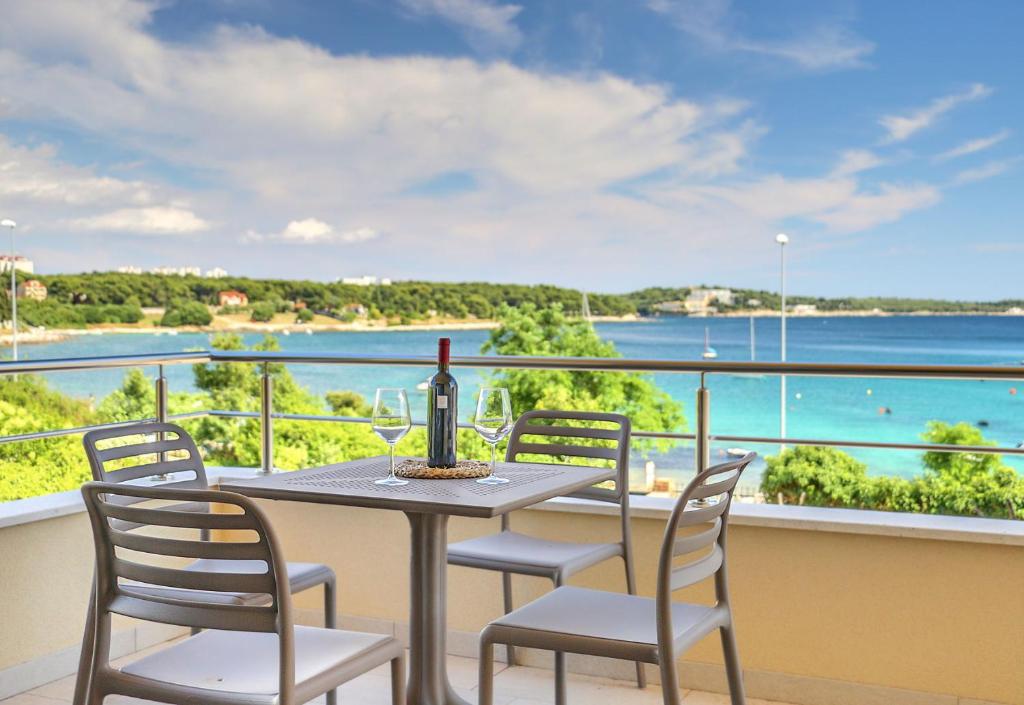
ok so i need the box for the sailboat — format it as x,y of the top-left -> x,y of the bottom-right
581,291 -> 592,322
702,327 -> 718,359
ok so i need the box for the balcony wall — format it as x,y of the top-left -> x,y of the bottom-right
0,483 -> 1022,705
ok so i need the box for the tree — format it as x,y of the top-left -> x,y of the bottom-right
161,301 -> 212,326
326,390 -> 372,416
250,302 -> 276,322
761,446 -> 872,508
482,303 -> 684,454
762,423 -> 1024,518
296,307 -> 314,323
0,376 -> 95,501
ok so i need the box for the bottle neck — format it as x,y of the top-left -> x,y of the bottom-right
437,339 -> 451,371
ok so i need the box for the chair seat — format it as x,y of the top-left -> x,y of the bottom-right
121,626 -> 400,702
489,586 -> 728,657
448,531 -> 622,578
122,560 -> 334,606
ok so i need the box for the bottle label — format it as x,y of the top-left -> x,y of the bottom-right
437,395 -> 448,409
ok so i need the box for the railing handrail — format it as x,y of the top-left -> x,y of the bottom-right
5,349 -> 1024,379
4,349 -> 1024,479
0,351 -> 211,374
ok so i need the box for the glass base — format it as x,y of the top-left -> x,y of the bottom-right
476,475 -> 510,485
375,476 -> 409,486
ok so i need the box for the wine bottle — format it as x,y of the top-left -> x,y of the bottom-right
427,337 -> 458,467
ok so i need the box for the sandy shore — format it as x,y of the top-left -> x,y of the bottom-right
0,314 -> 644,347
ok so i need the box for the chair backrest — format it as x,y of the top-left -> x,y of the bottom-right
83,422 -> 209,489
505,409 -> 631,504
80,482 -> 295,700
655,453 -> 756,654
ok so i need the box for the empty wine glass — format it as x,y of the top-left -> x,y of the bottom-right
372,388 -> 411,486
474,387 -> 514,485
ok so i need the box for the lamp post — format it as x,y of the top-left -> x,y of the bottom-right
775,232 -> 789,449
1,219 -> 16,361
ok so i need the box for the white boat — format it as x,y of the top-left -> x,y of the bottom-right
416,379 -> 430,392
726,448 -> 752,457
282,329 -> 290,336
701,327 -> 717,359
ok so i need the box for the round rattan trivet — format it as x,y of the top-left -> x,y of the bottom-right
394,459 -> 492,479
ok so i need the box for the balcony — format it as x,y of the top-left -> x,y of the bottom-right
0,352 -> 1022,705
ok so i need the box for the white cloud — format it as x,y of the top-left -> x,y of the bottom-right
0,0 -> 951,285
397,0 -> 523,53
811,184 -> 940,231
278,219 -> 379,244
281,218 -> 333,242
935,129 -> 1011,162
687,176 -> 939,233
0,137 -> 152,206
952,158 -> 1020,186
72,206 -> 210,234
879,83 -> 992,143
831,149 -> 884,177
648,0 -> 874,70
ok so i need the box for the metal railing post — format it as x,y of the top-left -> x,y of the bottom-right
261,362 -> 274,474
695,372 -> 710,474
155,365 -> 168,425
155,365 -> 169,477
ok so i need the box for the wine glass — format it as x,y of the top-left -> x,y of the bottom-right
474,387 -> 514,485
372,388 -> 411,486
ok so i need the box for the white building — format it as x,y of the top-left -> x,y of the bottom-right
341,276 -> 391,286
684,287 -> 734,314
205,267 -> 228,279
150,266 -> 202,277
0,255 -> 34,275
117,265 -> 143,274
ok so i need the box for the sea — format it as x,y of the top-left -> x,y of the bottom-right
13,315 -> 1024,489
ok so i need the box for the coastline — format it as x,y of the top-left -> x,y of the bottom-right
0,314 -> 641,347
4,308 -> 1023,348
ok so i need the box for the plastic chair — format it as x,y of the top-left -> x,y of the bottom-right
447,410 -> 643,705
478,453 -> 756,705
77,481 -> 405,705
73,422 -> 338,705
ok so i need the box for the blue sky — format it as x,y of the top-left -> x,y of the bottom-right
0,0 -> 1021,298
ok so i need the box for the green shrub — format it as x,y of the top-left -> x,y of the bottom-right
296,308 -> 314,323
250,302 -> 276,322
160,301 -> 212,327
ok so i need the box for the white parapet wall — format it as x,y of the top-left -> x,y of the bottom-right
0,473 -> 1022,705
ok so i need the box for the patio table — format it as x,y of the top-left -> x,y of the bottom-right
220,455 -> 614,705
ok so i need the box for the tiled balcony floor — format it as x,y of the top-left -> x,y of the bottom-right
2,641 -> 793,705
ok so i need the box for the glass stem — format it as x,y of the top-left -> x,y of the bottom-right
490,443 -> 497,474
389,443 -> 396,478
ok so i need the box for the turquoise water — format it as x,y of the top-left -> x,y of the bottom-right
14,316 -> 1024,481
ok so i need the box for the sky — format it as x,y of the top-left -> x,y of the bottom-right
0,0 -> 1021,298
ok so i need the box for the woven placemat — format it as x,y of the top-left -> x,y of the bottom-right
395,459 -> 491,479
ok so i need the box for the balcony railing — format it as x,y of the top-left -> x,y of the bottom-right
3,350 -> 1024,481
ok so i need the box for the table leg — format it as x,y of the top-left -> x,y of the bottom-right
405,512 -> 470,705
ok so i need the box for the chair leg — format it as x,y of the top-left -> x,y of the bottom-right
623,555 -> 647,690
72,584 -> 97,705
720,624 -> 746,705
658,654 -> 681,705
324,578 -> 338,705
553,574 -> 566,705
478,633 -> 495,705
324,576 -> 337,628
390,652 -> 406,705
502,571 -> 516,666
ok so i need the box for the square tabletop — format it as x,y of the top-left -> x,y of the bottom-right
220,455 -> 615,518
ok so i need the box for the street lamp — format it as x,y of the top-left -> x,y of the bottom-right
775,232 -> 789,448
2,219 -> 18,361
